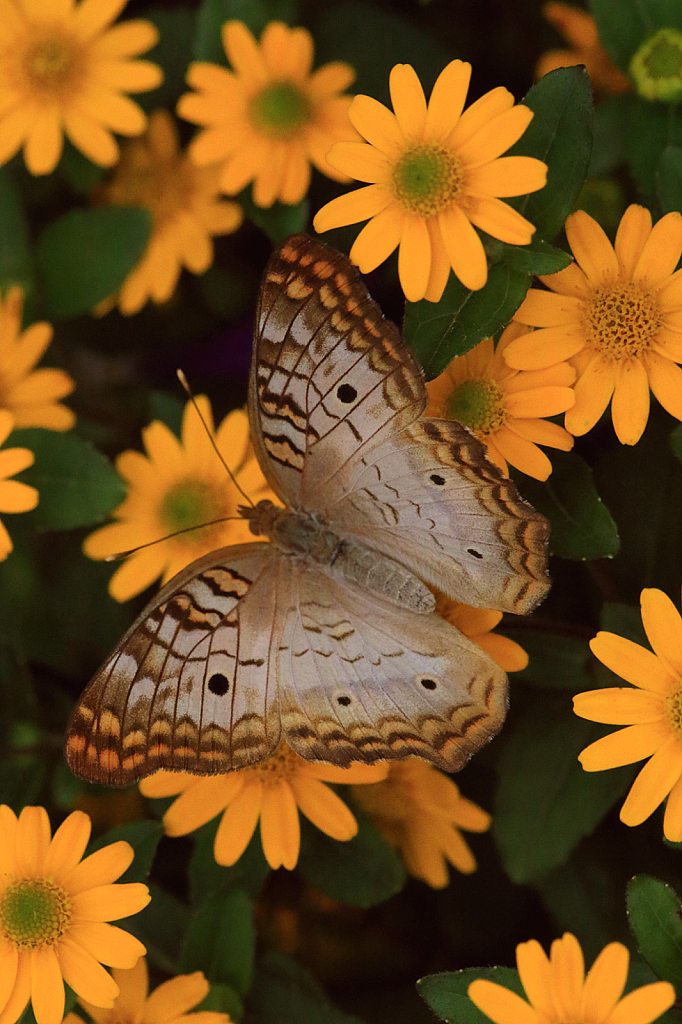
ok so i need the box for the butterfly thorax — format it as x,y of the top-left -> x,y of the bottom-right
240,499 -> 435,614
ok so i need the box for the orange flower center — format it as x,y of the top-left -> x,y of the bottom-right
252,743 -> 300,781
22,30 -> 84,101
392,144 -> 463,217
112,160 -> 194,228
0,878 -> 71,948
664,686 -> 682,735
250,81 -> 312,139
583,282 -> 662,360
445,378 -> 505,434
160,477 -> 232,547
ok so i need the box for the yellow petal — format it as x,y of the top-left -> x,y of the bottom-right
467,156 -> 547,197
30,945 -> 64,1024
313,184 -> 392,232
505,385 -> 575,418
389,64 -> 427,137
589,631 -> 674,693
24,107 -> 63,176
0,480 -> 38,513
606,982 -> 675,1024
640,588 -> 682,679
515,288 -> 583,327
290,775 -> 358,841
477,631 -> 529,672
551,933 -> 584,1020
398,216 -> 431,302
448,86 -> 514,149
582,942 -> 628,1022
44,810 -> 91,877
145,971 -> 209,1023
565,210 -> 619,286
611,357 -> 650,445
504,325 -> 586,371
16,805 -> 51,876
56,937 -> 119,1008
539,261 -> 592,298
578,721 -> 671,770
467,979 -> 538,1024
424,60 -> 471,143
633,210 -> 682,289
349,94 -> 404,156
259,780 -> 300,870
72,883 -> 150,923
349,206 -> 404,273
163,774 -> 243,836
507,417 -> 574,451
643,351 -> 682,421
67,922 -> 145,969
458,105 -> 534,168
64,842 -> 134,895
573,687 -> 664,725
213,781 -> 263,866
438,205 -> 488,291
565,354 -> 615,436
663,772 -> 682,842
493,424 -> 552,480
325,141 -> 389,183
515,938 -> 553,1017
465,195 -> 536,245
619,735 -> 682,825
424,217 -> 451,301
614,204 -> 652,278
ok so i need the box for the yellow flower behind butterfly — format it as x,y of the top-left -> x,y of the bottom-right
313,60 -> 547,301
353,597 -> 525,888
140,743 -> 389,871
96,110 -> 243,316
178,20 -> 358,207
574,586 -> 682,842
63,957 -> 231,1024
0,0 -> 162,175
504,205 -> 682,445
468,932 -> 675,1024
0,286 -> 75,430
0,409 -> 38,560
83,397 -> 277,602
425,323 -> 576,481
0,806 -> 149,1024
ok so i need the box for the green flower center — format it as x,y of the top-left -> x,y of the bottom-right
665,686 -> 682,736
583,282 -> 662,360
23,32 -> 82,98
392,144 -> 463,217
160,478 -> 229,545
446,378 -> 505,434
630,28 -> 682,102
0,879 -> 71,949
250,82 -> 311,139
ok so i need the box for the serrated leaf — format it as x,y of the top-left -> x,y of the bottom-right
502,237 -> 572,275
297,812 -> 406,907
509,67 -> 593,241
417,967 -> 523,1024
403,262 -> 530,381
179,887 -> 256,994
37,207 -> 151,318
243,951 -> 365,1024
627,876 -> 682,992
513,451 -> 619,561
659,145 -> 682,213
493,696 -> 634,883
11,428 -> 125,531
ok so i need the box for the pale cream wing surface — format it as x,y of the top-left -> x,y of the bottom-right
323,418 -> 550,614
275,562 -> 507,771
66,544 -> 284,785
250,234 -> 425,507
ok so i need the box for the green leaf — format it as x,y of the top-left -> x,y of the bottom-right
194,0 -> 298,64
509,67 -> 593,241
493,696 -> 634,883
534,858 -> 614,963
501,236 -> 572,276
198,984 -> 244,1021
500,629 -> 592,689
139,7 -> 197,111
512,451 -> 620,561
417,968 -> 524,1024
0,167 -> 32,295
626,99 -> 682,202
403,263 -> 530,381
658,145 -> 682,213
58,141 -> 105,195
592,0 -> 682,69
297,812 -> 406,907
627,875 -> 682,991
179,887 -> 256,994
188,817 -> 270,904
589,95 -> 629,177
244,951 -> 365,1024
241,191 -> 309,244
11,428 -> 125,531
37,207 -> 152,318
85,820 -> 164,883
131,882 -> 189,973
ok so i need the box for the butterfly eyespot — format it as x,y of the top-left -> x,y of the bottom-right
430,474 -> 445,486
337,695 -> 352,706
208,673 -> 230,696
467,548 -> 484,560
336,383 -> 357,404
419,678 -> 437,690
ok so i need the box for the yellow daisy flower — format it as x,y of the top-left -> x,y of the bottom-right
83,396 -> 277,602
177,20 -> 358,208
0,805 -> 150,1024
468,932 -> 675,1024
574,587 -> 682,842
536,3 -> 631,95
64,957 -> 231,1024
0,0 -> 163,175
0,408 -> 38,560
96,109 -> 243,316
312,60 -> 547,301
139,743 -> 389,871
434,593 -> 529,673
504,205 -> 682,445
352,759 -> 491,889
425,323 -> 575,481
0,287 -> 75,430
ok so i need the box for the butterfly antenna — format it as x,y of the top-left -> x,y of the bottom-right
104,516 -> 245,562
176,369 -> 255,507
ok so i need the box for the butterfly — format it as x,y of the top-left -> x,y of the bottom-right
66,234 -> 550,786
